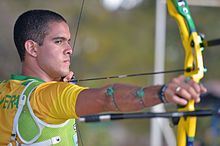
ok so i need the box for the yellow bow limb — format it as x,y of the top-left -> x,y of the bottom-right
167,0 -> 205,145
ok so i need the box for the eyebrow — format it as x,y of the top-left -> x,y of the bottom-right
52,36 -> 71,42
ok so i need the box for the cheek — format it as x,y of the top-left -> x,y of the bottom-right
36,44 -> 65,70
39,53 -> 61,66
37,48 -> 57,66
38,45 -> 59,60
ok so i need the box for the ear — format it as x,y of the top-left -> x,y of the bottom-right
24,40 -> 38,58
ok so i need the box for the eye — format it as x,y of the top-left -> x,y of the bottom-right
55,39 -> 63,45
68,40 -> 71,45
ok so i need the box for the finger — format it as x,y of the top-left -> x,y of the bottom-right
166,92 -> 188,105
167,81 -> 192,100
185,77 -> 207,94
175,87 -> 192,100
165,88 -> 188,105
172,95 -> 188,105
184,86 -> 201,102
188,80 -> 201,93
168,84 -> 200,103
200,83 -> 207,93
179,78 -> 200,97
63,71 -> 74,82
167,83 -> 181,93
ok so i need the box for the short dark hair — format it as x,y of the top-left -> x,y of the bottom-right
13,9 -> 67,61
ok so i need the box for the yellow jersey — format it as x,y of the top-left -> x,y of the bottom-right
0,74 -> 87,145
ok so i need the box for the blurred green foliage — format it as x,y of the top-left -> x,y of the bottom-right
1,0 -> 220,146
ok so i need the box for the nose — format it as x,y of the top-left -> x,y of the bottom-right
65,44 -> 73,55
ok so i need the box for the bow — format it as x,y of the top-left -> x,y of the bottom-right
74,0 -> 208,145
167,0 -> 205,145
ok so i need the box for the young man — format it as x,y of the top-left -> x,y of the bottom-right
0,10 -> 206,146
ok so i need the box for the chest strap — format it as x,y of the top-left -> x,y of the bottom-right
10,80 -> 42,144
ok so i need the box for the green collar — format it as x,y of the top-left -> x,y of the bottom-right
10,74 -> 45,83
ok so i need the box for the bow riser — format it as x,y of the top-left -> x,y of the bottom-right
167,0 -> 205,146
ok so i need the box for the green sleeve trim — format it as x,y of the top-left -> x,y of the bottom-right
10,74 -> 45,83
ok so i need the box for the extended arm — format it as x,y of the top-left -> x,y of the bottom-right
76,75 -> 206,116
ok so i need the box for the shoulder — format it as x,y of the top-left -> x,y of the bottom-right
36,81 -> 88,92
32,81 -> 88,100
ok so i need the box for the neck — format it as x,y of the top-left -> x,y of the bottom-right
21,58 -> 61,82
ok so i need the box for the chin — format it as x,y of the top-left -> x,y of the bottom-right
61,70 -> 70,77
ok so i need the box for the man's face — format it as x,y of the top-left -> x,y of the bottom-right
36,21 -> 72,80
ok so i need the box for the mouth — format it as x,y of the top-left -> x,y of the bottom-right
64,59 -> 70,64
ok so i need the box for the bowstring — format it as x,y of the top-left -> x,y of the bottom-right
72,0 -> 85,146
72,0 -> 85,50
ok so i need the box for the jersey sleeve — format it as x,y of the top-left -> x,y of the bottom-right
30,82 -> 88,124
